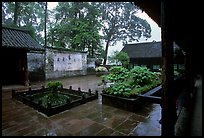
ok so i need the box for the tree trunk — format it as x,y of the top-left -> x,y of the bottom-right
44,2 -> 47,47
51,30 -> 54,47
14,2 -> 19,26
103,40 -> 110,65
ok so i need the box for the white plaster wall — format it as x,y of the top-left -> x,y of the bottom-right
54,53 -> 83,71
45,47 -> 87,80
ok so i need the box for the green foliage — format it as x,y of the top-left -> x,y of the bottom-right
129,66 -> 157,87
115,52 -> 130,67
47,81 -> 63,93
108,51 -> 130,67
2,2 -> 151,59
95,2 -> 151,64
101,66 -> 161,97
47,2 -> 103,57
101,66 -> 129,83
123,80 -> 161,97
41,93 -> 71,108
39,81 -> 71,108
2,2 -> 47,45
22,25 -> 36,39
104,82 -> 132,96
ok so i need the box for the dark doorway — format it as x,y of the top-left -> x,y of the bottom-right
2,48 -> 27,85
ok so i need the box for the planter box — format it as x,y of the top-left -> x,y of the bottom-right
101,85 -> 162,112
12,87 -> 98,117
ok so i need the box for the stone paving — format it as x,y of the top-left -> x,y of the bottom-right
2,75 -> 161,136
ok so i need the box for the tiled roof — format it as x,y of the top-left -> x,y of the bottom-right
121,41 -> 179,59
2,26 -> 44,51
121,41 -> 162,58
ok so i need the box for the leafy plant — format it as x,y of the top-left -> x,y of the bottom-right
41,93 -> 71,108
108,51 -> 130,67
129,66 -> 157,87
104,81 -> 132,96
47,81 -> 63,93
39,81 -> 71,108
125,80 -> 161,97
101,66 -> 161,97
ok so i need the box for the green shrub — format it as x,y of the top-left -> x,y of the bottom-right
47,81 -> 63,93
129,66 -> 157,87
101,66 -> 129,83
125,80 -> 161,97
42,81 -> 71,107
41,93 -> 71,108
101,66 -> 161,97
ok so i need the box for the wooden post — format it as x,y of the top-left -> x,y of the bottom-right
29,86 -> 32,95
95,90 -> 98,97
41,85 -> 45,89
161,1 -> 177,136
88,89 -> 92,96
12,89 -> 16,98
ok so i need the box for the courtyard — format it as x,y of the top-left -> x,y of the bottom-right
2,75 -> 161,136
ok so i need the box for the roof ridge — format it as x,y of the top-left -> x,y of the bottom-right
2,25 -> 30,33
125,41 -> 161,46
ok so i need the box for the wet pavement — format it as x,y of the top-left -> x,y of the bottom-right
2,75 -> 161,136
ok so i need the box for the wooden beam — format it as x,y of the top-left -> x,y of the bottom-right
137,95 -> 161,104
142,85 -> 162,96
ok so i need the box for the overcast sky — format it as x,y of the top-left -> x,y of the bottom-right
47,2 -> 161,56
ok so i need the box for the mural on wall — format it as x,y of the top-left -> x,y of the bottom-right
54,53 -> 83,71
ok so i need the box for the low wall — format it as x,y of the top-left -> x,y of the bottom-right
27,52 -> 45,82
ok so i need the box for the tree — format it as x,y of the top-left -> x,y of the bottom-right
13,2 -> 19,26
95,2 -> 151,65
44,2 -> 47,47
2,2 -> 15,26
47,2 -> 104,58
2,2 -> 47,45
108,51 -> 130,67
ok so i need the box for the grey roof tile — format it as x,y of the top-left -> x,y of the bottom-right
121,41 -> 178,58
121,41 -> 161,58
2,26 -> 44,51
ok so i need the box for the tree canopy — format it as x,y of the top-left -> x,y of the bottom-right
95,2 -> 151,64
2,2 -> 47,45
108,51 -> 130,67
2,2 -> 151,60
47,2 -> 104,58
